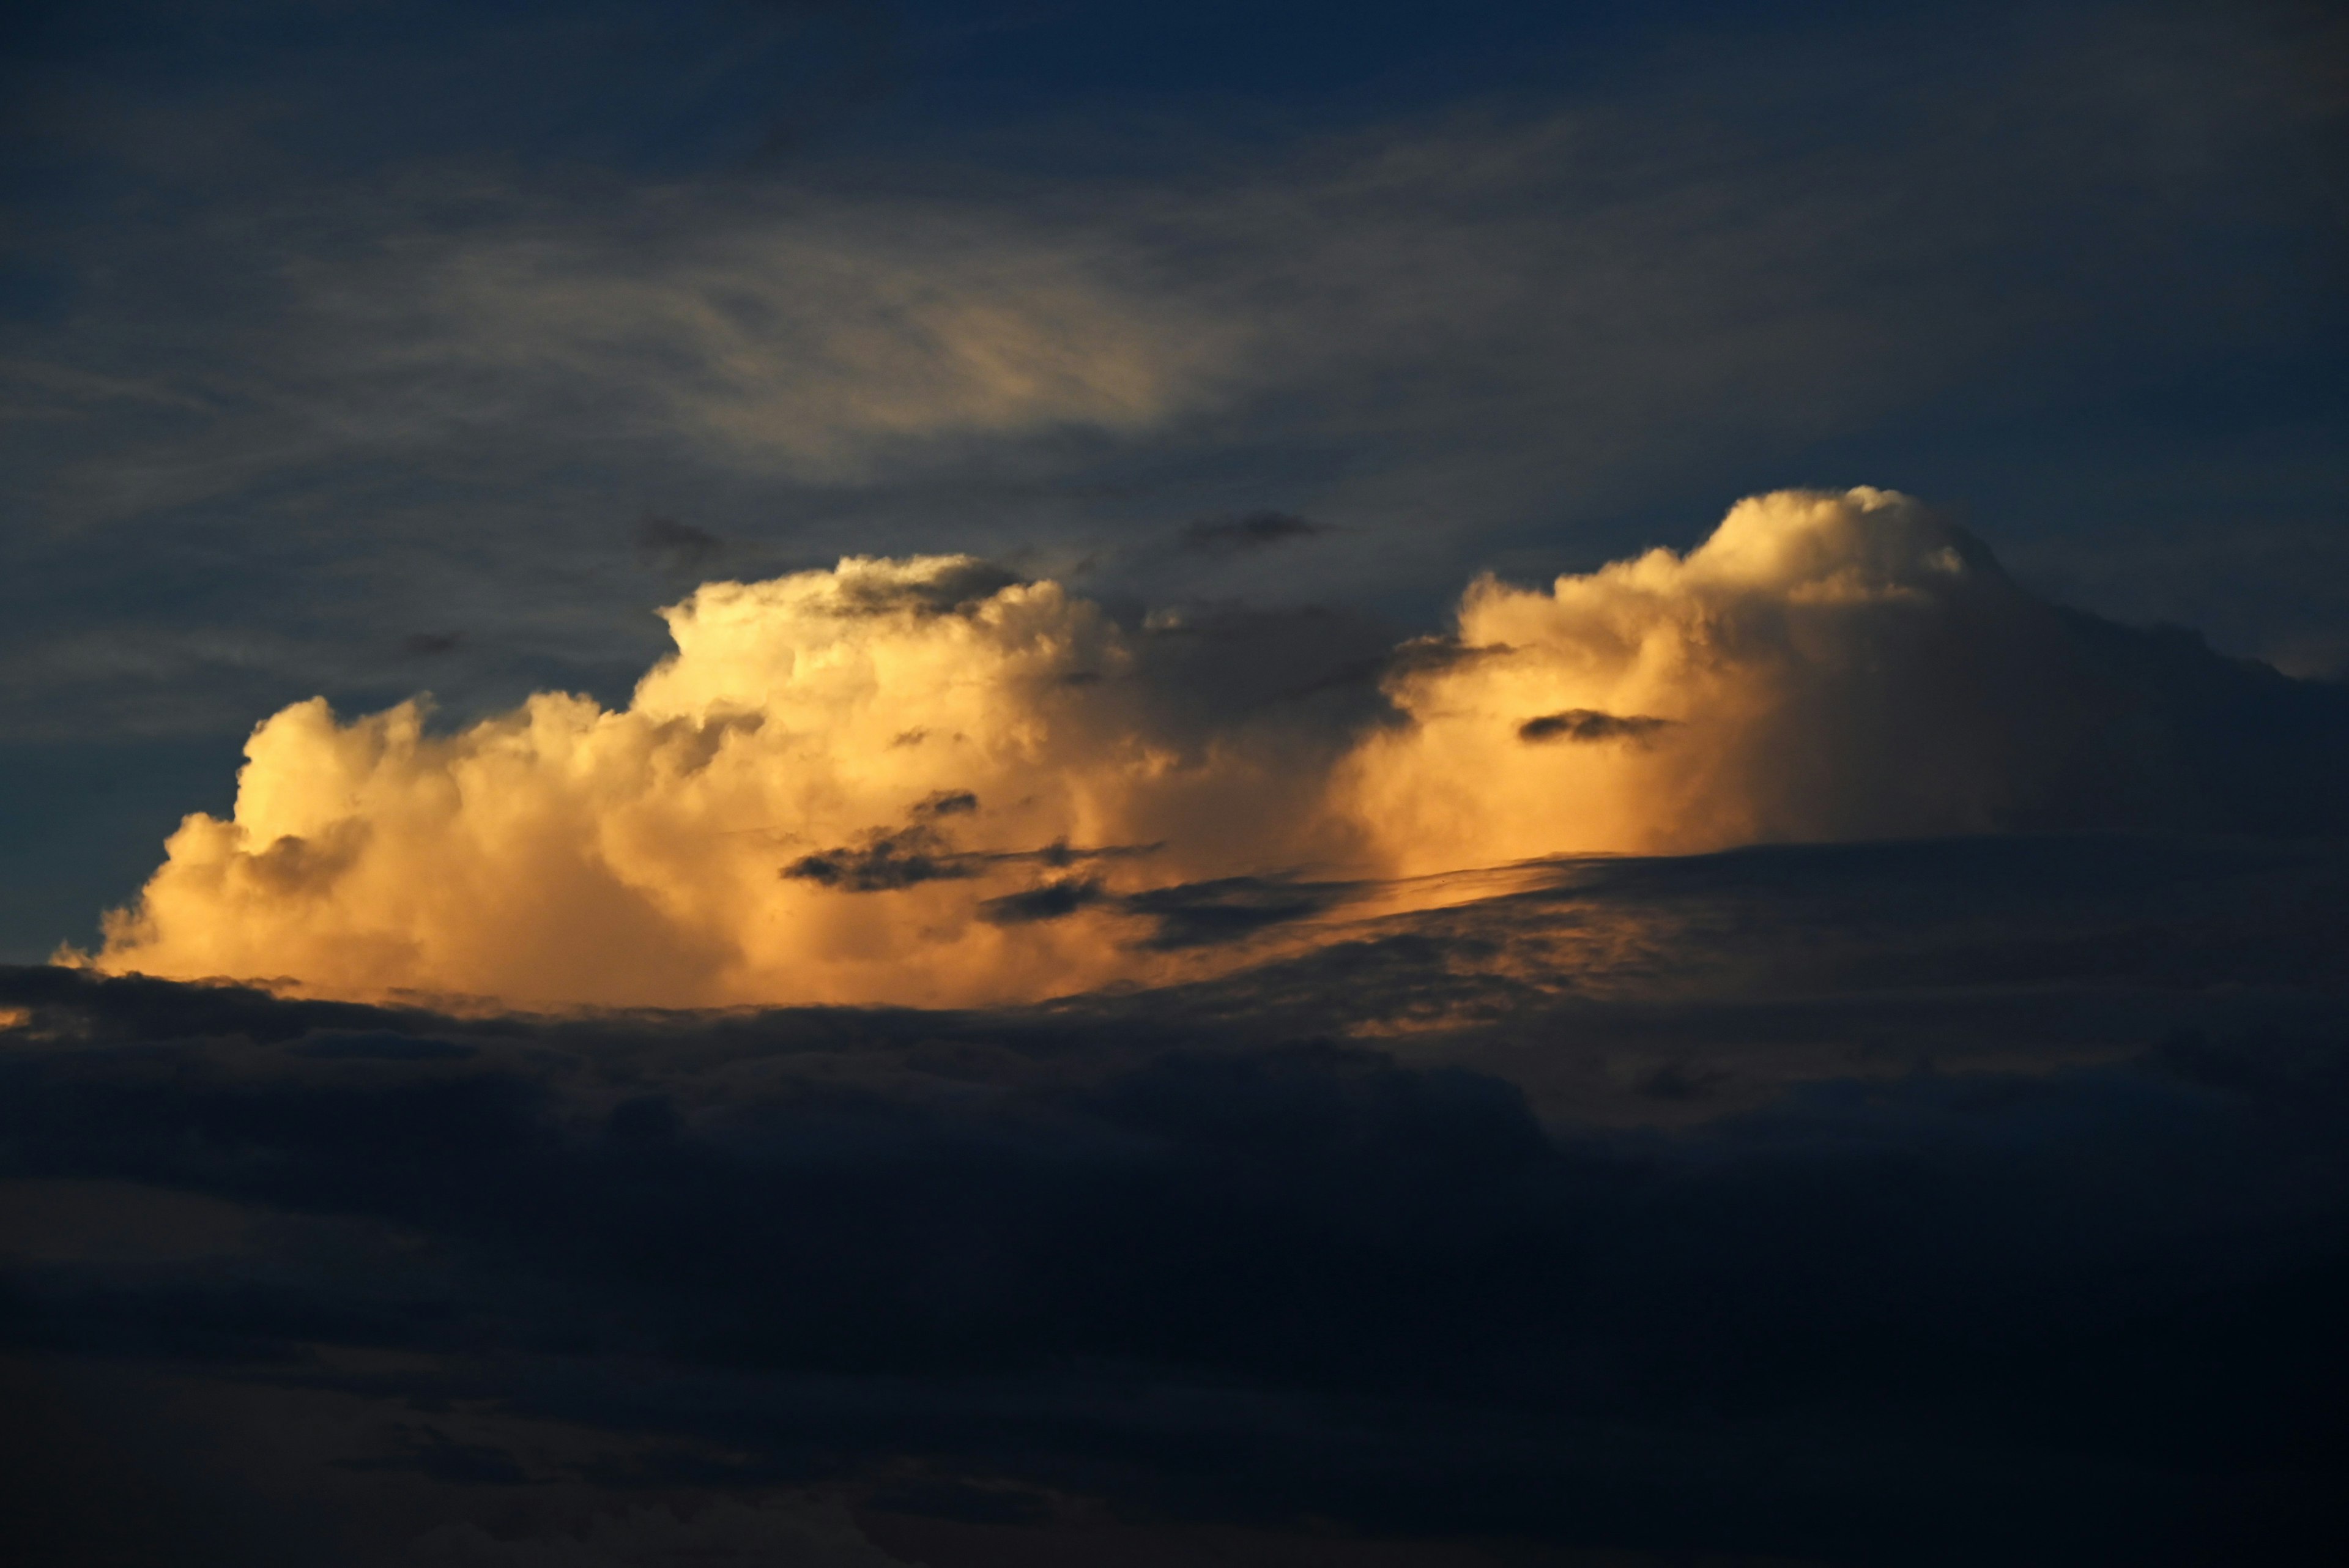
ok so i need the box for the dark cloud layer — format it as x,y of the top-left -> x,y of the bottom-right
6,834 -> 2347,1564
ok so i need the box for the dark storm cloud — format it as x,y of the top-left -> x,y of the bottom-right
6,835 -> 2347,1561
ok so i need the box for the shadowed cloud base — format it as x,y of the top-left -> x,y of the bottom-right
6,831 -> 2348,1563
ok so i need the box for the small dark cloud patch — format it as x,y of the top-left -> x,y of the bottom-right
1121,875 -> 1336,948
787,792 -> 1154,895
787,833 -> 1154,893
1179,510 -> 1332,554
787,795 -> 981,889
784,825 -> 974,891
831,559 -> 1023,617
1518,708 -> 1675,744
1388,637 -> 1512,678
979,877 -> 1104,925
400,632 -> 461,657
634,515 -> 725,571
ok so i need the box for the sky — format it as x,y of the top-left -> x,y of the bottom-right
3,0 -> 2344,961
2,1 -> 2347,1562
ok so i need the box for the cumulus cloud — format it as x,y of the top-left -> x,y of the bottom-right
83,489 -> 2349,1008
84,554 -> 1360,1008
1340,486 -> 2349,874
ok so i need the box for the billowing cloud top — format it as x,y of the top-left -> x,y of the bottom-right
84,489 -> 2349,1008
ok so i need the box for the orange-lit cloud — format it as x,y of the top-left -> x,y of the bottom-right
1338,486 -> 2088,872
80,488 -> 2345,1008
84,554 -> 1362,1008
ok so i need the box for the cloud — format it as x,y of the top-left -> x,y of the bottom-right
77,490 -> 2349,1009
6,8 -> 2338,790
410,1496 -> 913,1568
1119,875 -> 1343,949
393,206 -> 1233,484
634,516 -> 725,573
784,825 -> 979,893
1178,511 -> 1332,554
1338,487 -> 2349,874
976,877 -> 1104,925
7,827 -> 2349,1559
1515,709 -> 1673,745
81,551 -> 1362,1008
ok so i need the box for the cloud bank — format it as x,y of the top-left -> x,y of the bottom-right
85,489 -> 2349,1008
8,830 -> 2349,1562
